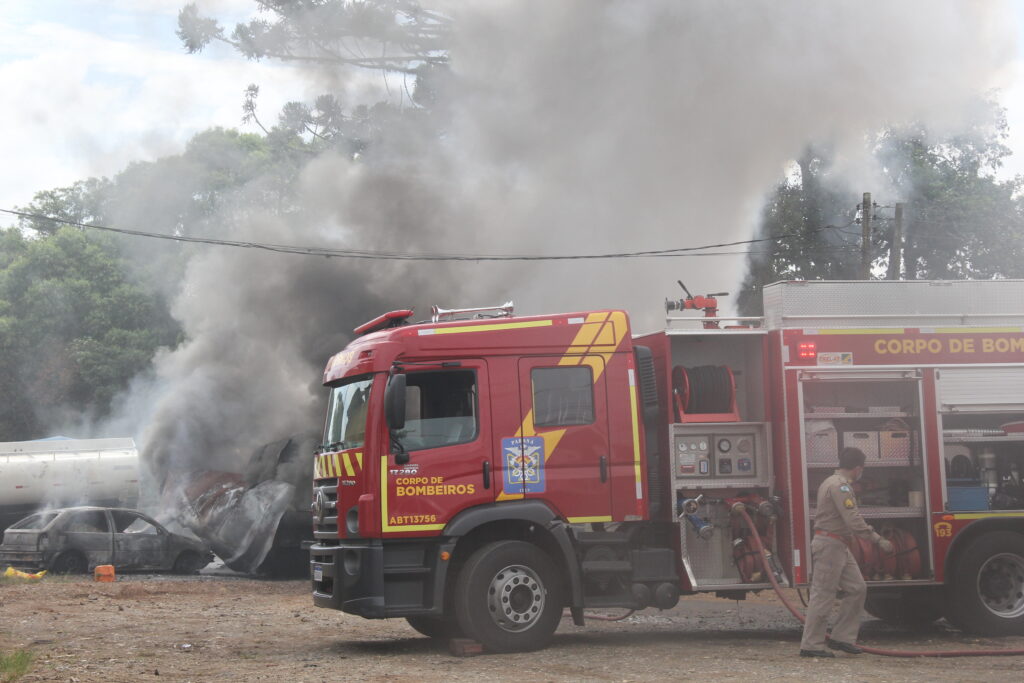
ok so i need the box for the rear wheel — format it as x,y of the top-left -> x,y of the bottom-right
864,588 -> 942,627
454,540 -> 563,653
173,551 -> 204,575
50,551 -> 88,574
946,531 -> 1024,635
405,615 -> 463,640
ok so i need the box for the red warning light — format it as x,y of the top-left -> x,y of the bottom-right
797,341 -> 817,360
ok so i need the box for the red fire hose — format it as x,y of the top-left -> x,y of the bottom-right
736,507 -> 1024,658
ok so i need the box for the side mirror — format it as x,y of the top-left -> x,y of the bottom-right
384,373 -> 407,431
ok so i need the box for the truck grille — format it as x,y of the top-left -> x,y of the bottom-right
313,479 -> 339,538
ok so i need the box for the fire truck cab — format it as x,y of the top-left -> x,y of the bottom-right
310,280 -> 1024,652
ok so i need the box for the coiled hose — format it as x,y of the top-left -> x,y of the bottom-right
737,507 -> 1024,658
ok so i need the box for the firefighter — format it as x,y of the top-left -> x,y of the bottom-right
799,446 -> 894,658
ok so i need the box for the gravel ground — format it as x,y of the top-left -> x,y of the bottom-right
2,573 -> 1023,682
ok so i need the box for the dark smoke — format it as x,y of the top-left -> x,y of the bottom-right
97,2 -> 1013,553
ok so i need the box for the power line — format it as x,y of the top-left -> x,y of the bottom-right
0,208 -> 853,262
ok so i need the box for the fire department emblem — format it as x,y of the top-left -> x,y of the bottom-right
502,437 -> 545,494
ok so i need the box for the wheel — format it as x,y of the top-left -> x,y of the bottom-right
405,615 -> 463,640
453,540 -> 563,653
50,551 -> 88,574
173,551 -> 204,575
946,531 -> 1024,635
864,588 -> 942,627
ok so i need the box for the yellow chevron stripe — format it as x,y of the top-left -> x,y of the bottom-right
425,319 -> 553,335
342,453 -> 355,477
950,512 -> 1024,520
628,371 -> 643,500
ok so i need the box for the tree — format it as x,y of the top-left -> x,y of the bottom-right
0,228 -> 180,439
740,102 -> 1024,315
737,150 -> 861,314
876,112 -> 1024,280
177,1 -> 450,75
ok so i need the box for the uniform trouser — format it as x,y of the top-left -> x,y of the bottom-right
799,535 -> 867,650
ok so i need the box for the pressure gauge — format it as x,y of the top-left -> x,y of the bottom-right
718,438 -> 732,453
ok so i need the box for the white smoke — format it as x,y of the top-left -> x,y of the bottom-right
128,1 -> 1013,481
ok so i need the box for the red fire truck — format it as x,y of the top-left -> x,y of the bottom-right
310,280 -> 1024,652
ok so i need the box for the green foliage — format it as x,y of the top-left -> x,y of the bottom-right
0,649 -> 33,682
0,228 -> 179,440
178,1 -> 450,74
15,178 -> 112,235
740,102 -> 1024,314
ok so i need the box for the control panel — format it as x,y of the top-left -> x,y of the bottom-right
670,422 -> 770,488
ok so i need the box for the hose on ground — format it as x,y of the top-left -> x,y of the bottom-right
737,506 -> 1024,658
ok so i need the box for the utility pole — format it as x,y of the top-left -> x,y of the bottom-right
887,202 -> 904,280
860,192 -> 872,279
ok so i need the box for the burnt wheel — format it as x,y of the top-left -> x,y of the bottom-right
173,551 -> 204,575
454,540 -> 563,653
405,615 -> 463,640
946,531 -> 1024,635
50,551 -> 88,574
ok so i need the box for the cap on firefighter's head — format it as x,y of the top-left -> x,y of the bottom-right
839,447 -> 867,470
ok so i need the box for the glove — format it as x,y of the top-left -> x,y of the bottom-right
878,538 -> 894,554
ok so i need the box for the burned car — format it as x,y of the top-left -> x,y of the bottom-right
0,506 -> 212,574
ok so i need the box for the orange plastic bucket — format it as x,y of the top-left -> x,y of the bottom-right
94,565 -> 115,582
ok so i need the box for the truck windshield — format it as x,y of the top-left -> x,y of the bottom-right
324,375 -> 374,450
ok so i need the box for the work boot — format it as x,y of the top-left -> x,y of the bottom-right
827,640 -> 863,655
799,649 -> 835,658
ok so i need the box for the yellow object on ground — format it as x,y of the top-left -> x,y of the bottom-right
3,566 -> 47,580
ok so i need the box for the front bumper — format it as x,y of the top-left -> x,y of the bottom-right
310,540 -> 386,617
310,538 -> 454,619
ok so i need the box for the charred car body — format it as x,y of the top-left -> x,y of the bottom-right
0,506 -> 212,574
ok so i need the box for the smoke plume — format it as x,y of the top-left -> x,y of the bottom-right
129,1 -> 1011,493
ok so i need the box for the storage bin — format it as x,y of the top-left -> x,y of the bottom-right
806,422 -> 838,464
947,486 -> 989,511
880,430 -> 918,463
842,431 -> 880,460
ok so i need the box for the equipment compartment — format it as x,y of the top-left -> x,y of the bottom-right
798,371 -> 933,582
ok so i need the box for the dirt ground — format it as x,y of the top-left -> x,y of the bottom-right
2,573 -> 1024,683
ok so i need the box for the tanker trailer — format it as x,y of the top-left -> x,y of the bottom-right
0,437 -> 139,532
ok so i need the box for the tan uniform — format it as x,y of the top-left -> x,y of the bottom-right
800,471 -> 880,651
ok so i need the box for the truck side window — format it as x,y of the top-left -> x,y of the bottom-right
532,366 -> 595,427
401,369 -> 478,450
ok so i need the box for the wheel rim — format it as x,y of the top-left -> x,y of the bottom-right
486,564 -> 546,633
978,552 -> 1024,619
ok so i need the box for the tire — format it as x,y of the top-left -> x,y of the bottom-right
864,588 -> 942,627
50,551 -> 88,574
453,540 -> 563,653
405,615 -> 463,640
173,551 -> 204,575
946,531 -> 1024,635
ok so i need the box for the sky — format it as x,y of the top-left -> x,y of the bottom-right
0,0 -> 317,213
2,1 -> 1024,223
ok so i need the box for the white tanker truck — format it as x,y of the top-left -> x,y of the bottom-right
0,438 -> 140,531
